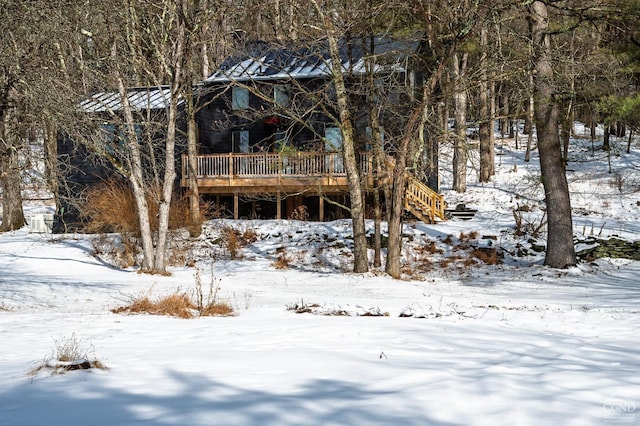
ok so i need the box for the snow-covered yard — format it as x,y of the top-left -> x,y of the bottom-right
1,131 -> 639,425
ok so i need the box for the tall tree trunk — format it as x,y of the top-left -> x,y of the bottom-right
479,25 -> 493,183
44,120 -> 58,201
386,56 -> 447,278
525,72 -> 534,162
115,73 -> 155,272
529,1 -> 576,268
0,86 -> 26,232
185,83 -> 202,237
320,7 -> 368,273
603,124 -> 611,151
489,80 -> 496,175
153,5 -> 186,274
365,35 -> 384,268
452,52 -> 468,193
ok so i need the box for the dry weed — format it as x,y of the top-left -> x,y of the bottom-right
112,291 -> 233,318
471,248 -> 502,265
289,205 -> 309,221
29,334 -> 107,377
217,225 -> 258,259
273,248 -> 291,269
459,231 -> 479,242
113,271 -> 234,318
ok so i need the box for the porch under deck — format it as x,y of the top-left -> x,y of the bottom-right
181,152 -> 374,219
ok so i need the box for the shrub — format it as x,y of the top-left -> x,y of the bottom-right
80,179 -> 200,235
289,205 -> 309,221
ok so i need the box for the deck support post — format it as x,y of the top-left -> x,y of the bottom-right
276,190 -> 281,219
319,195 -> 324,222
233,193 -> 239,219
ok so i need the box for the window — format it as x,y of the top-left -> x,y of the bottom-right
232,87 -> 249,110
365,126 -> 384,151
99,123 -> 141,156
274,85 -> 290,108
324,127 -> 343,152
100,123 -> 117,143
232,130 -> 250,153
324,127 -> 344,173
275,131 -> 287,147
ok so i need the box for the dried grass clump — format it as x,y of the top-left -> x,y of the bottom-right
112,291 -> 233,318
471,248 -> 502,265
416,241 -> 444,255
112,272 -> 234,318
29,334 -> 107,377
273,249 -> 291,269
459,231 -> 479,242
218,225 -> 258,259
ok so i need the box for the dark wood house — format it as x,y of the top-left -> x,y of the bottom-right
187,35 -> 444,222
55,35 -> 444,231
55,86 -> 184,231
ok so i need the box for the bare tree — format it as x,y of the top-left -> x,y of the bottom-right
527,1 -> 576,268
451,51 -> 469,193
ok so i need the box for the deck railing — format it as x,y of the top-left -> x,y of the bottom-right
183,151 -> 371,179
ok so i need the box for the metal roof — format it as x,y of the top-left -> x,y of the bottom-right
79,86 -> 179,113
205,35 -> 423,83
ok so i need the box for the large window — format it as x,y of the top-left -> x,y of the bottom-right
232,87 -> 249,110
99,123 -> 141,155
365,126 -> 384,151
232,130 -> 250,153
324,127 -> 343,152
274,85 -> 290,108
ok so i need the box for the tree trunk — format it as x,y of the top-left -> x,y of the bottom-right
479,25 -> 493,183
529,1 -> 576,268
115,73 -> 155,272
44,120 -> 59,201
452,52 -> 468,193
525,72 -> 534,162
561,110 -> 571,163
322,13 -> 368,273
153,6 -> 186,274
386,54 -> 447,278
185,83 -> 202,237
0,87 -> 26,232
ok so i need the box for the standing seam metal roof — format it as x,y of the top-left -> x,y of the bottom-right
79,86 -> 179,113
205,35 -> 422,83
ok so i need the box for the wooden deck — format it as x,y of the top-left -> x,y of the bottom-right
180,152 -> 374,194
180,151 -> 445,223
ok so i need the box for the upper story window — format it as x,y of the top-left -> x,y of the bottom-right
274,85 -> 290,108
324,127 -> 343,152
232,86 -> 249,110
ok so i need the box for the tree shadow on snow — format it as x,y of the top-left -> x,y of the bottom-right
0,370 -> 456,426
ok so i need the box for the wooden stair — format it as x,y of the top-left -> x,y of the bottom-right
404,172 -> 446,224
